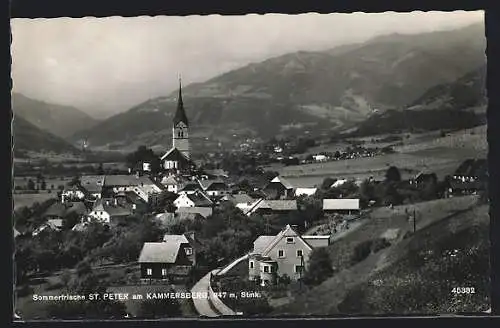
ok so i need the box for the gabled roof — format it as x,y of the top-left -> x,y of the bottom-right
295,187 -> 318,196
252,236 -> 276,254
80,175 -> 105,194
257,225 -> 313,257
185,192 -> 213,207
270,176 -> 294,189
176,206 -> 213,218
180,182 -> 203,192
163,234 -> 189,244
138,242 -> 182,264
161,147 -> 191,162
227,193 -> 255,205
161,175 -> 183,186
323,199 -> 360,210
198,179 -> 227,191
259,200 -> 298,211
47,218 -> 64,228
43,203 -> 67,218
104,174 -> 155,187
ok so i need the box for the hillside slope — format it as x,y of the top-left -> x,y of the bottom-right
72,23 -> 485,151
272,197 -> 489,315
12,93 -> 99,138
13,115 -> 80,156
348,65 -> 487,137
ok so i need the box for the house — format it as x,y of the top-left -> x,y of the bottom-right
248,224 -> 330,286
175,206 -> 213,219
61,183 -> 88,202
263,176 -> 295,200
138,232 -> 198,281
330,179 -> 348,188
222,193 -> 256,212
80,175 -> 105,199
178,182 -> 204,195
161,174 -> 185,194
323,199 -> 360,214
42,201 -> 89,223
312,154 -> 328,162
246,199 -> 298,216
104,174 -> 164,203
174,191 -> 213,208
114,191 -> 149,214
32,220 -> 63,236
294,187 -> 318,197
204,169 -> 229,179
198,179 -> 230,197
449,158 -> 487,195
88,198 -> 134,224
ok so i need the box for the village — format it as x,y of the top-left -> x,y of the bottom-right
13,81 -> 488,319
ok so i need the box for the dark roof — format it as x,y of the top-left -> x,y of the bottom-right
104,174 -> 155,187
186,193 -> 213,207
138,242 -> 182,264
176,206 -> 213,218
173,80 -> 189,127
80,175 -> 105,194
198,179 -> 228,191
161,147 -> 191,163
259,200 -> 297,211
180,182 -> 202,192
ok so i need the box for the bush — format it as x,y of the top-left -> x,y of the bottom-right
351,240 -> 374,264
371,238 -> 391,253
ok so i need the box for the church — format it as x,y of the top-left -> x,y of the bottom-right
161,78 -> 193,173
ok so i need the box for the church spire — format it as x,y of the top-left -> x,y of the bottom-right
173,75 -> 189,127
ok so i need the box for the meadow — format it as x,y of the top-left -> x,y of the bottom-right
13,192 -> 57,211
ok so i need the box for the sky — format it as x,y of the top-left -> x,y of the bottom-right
11,11 -> 484,119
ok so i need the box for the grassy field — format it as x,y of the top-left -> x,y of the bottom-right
272,195 -> 489,315
13,192 -> 57,211
271,126 -> 486,186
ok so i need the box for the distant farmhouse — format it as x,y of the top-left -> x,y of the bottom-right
323,198 -> 360,215
449,158 -> 487,195
249,224 -> 330,286
263,176 -> 295,200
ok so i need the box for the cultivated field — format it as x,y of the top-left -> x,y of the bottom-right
13,192 -> 57,211
273,126 -> 486,186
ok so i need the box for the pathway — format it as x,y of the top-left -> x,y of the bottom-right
190,269 -> 220,317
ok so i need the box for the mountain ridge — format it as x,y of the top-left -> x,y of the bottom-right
71,23 -> 486,151
12,93 -> 100,139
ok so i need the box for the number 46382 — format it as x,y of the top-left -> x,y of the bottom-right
451,287 -> 475,294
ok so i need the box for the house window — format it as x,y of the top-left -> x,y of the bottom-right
249,261 -> 254,269
162,268 -> 167,276
263,266 -> 269,273
146,268 -> 152,276
278,250 -> 285,258
185,248 -> 193,256
297,250 -> 303,257
295,265 -> 304,274
286,237 -> 294,244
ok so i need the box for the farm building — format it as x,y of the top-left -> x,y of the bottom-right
263,176 -> 295,200
88,198 -> 135,224
197,179 -> 230,197
174,191 -> 213,208
246,199 -> 298,216
295,187 -> 318,197
323,199 -> 360,214
175,206 -> 213,219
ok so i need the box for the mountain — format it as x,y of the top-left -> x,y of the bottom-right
12,93 -> 99,138
72,23 -> 486,151
13,115 -> 80,156
348,65 -> 487,137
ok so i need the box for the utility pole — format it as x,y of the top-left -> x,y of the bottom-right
413,208 -> 416,233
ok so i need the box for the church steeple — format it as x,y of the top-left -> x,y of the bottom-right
173,75 -> 189,127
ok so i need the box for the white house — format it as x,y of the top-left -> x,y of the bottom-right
313,154 -> 328,162
294,187 -> 318,197
80,175 -> 105,199
323,198 -> 360,214
161,175 -> 184,194
174,191 -> 213,208
88,198 -> 134,224
61,184 -> 87,202
197,179 -> 229,197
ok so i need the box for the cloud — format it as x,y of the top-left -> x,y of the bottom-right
11,11 -> 484,118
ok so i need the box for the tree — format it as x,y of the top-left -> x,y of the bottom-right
96,163 -> 105,175
385,166 -> 401,182
40,180 -> 47,190
303,247 -> 334,286
321,177 -> 336,190
126,146 -> 161,173
136,291 -> 182,318
27,179 -> 35,190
